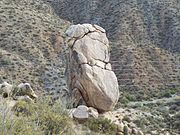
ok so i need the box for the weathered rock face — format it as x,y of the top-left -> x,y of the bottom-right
66,24 -> 119,112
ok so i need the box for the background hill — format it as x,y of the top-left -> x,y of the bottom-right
0,0 -> 69,97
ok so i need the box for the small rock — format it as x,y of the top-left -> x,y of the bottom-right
88,58 -> 96,66
93,24 -> 106,33
151,130 -> 158,135
77,105 -> 89,111
82,24 -> 96,32
128,122 -> 136,128
73,106 -> 89,123
0,82 -> 13,98
128,127 -> 132,134
67,108 -> 76,118
117,122 -> 124,132
95,60 -> 105,68
17,83 -> 38,99
15,95 -> 33,103
137,130 -> 144,135
66,24 -> 88,38
116,132 -> 124,135
88,107 -> 98,118
105,63 -> 112,70
132,128 -> 138,135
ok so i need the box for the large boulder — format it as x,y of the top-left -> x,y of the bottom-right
66,24 -> 119,112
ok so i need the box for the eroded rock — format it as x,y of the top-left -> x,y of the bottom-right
0,82 -> 13,98
72,105 -> 89,123
16,83 -> 38,99
0,82 -> 37,100
66,24 -> 119,112
72,105 -> 99,123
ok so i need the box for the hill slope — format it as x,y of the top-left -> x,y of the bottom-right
0,0 -> 69,96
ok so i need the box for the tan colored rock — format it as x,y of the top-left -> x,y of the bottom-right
65,24 -> 88,38
66,24 -> 119,112
106,63 -> 112,70
0,82 -> 13,98
15,95 -> 33,103
87,32 -> 109,46
137,130 -> 144,135
77,105 -> 89,111
117,122 -> 124,132
67,108 -> 76,118
73,105 -> 89,123
116,132 -> 124,135
82,24 -> 96,32
128,127 -> 132,134
88,58 -> 96,66
93,24 -> 106,33
95,60 -> 105,69
132,128 -> 138,135
88,107 -> 99,118
73,35 -> 109,62
16,83 -> 38,99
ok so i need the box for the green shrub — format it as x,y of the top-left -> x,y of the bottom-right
134,117 -> 148,129
12,100 -> 35,116
0,58 -> 12,66
126,93 -> 136,101
85,118 -> 117,135
162,91 -> 171,98
120,97 -> 129,104
1,97 -> 76,135
172,112 -> 180,129
122,116 -> 131,123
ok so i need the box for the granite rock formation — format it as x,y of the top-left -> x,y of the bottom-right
66,24 -> 119,112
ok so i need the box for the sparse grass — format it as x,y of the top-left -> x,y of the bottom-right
0,58 -> 12,66
85,117 -> 117,135
0,97 -> 76,135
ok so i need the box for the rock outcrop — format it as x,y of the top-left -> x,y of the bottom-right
66,24 -> 119,112
0,82 -> 13,98
0,82 -> 38,100
69,105 -> 99,123
15,83 -> 38,99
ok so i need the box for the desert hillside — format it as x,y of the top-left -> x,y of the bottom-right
0,0 -> 70,96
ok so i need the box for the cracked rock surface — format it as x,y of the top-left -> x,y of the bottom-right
66,24 -> 119,112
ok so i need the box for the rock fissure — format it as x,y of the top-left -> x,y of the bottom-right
87,34 -> 108,46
